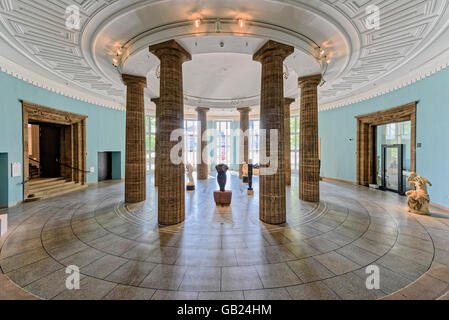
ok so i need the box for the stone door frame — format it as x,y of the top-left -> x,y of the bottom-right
22,101 -> 87,199
355,102 -> 417,186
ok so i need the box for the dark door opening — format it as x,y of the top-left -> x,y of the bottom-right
39,124 -> 61,178
381,144 -> 404,195
98,152 -> 112,181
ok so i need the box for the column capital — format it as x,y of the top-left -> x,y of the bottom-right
151,97 -> 160,105
195,107 -> 210,113
298,74 -> 322,88
122,74 -> 147,87
284,98 -> 296,107
149,40 -> 192,63
237,107 -> 251,114
253,40 -> 294,62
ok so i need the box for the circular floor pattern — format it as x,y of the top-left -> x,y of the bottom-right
1,174 -> 448,300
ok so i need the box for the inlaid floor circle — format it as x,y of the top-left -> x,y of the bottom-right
1,173 -> 448,300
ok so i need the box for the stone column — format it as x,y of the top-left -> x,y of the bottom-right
284,98 -> 295,186
253,40 -> 293,225
238,107 -> 251,179
122,74 -> 147,203
152,98 -> 160,187
149,40 -> 191,225
196,107 -> 209,180
298,74 -> 322,202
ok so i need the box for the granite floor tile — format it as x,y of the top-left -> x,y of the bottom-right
255,263 -> 302,288
53,276 -> 116,300
103,285 -> 155,300
140,265 -> 188,290
81,255 -> 128,279
106,260 -> 157,286
244,288 -> 291,300
221,266 -> 264,291
287,257 -> 334,282
287,282 -> 340,300
314,251 -> 360,275
179,267 -> 221,291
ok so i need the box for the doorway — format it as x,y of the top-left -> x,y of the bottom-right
22,101 -> 87,200
0,153 -> 7,207
39,124 -> 61,178
355,102 -> 416,187
381,144 -> 404,194
98,152 -> 112,181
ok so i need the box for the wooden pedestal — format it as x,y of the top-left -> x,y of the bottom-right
214,191 -> 232,206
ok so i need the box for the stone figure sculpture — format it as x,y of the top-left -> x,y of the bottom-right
186,163 -> 195,191
406,172 -> 432,215
215,164 -> 229,192
214,164 -> 232,206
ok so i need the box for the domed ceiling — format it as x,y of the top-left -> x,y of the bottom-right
1,0 -> 449,113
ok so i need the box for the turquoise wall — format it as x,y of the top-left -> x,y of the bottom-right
0,71 -> 126,206
319,67 -> 449,208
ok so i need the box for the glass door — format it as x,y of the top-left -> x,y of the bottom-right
381,144 -> 404,194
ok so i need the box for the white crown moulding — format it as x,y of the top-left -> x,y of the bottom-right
318,49 -> 449,112
0,56 -> 125,111
2,46 -> 449,115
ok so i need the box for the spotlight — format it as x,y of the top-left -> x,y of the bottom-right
320,49 -> 325,56
238,18 -> 244,28
112,58 -> 118,67
116,49 -> 122,55
194,19 -> 201,28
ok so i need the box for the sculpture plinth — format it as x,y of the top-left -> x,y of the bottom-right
214,191 -> 232,206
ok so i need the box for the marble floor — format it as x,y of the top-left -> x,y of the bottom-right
1,172 -> 449,300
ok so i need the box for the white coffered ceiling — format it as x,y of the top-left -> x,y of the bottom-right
1,0 -> 449,113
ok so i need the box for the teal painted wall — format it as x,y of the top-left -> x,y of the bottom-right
0,71 -> 126,205
319,67 -> 449,208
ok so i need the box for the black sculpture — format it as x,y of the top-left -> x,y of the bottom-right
215,164 -> 229,192
248,163 -> 253,191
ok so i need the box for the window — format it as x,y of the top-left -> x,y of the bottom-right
184,119 -> 198,167
249,120 -> 260,165
215,121 -> 232,167
291,116 -> 300,172
145,116 -> 156,173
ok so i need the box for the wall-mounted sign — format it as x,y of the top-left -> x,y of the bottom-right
11,162 -> 22,177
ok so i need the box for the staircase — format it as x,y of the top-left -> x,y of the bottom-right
29,164 -> 39,179
25,178 -> 87,202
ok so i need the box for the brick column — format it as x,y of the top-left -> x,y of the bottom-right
152,98 -> 160,187
298,74 -> 322,202
284,98 -> 295,186
253,40 -> 293,225
238,107 -> 251,179
196,107 -> 209,180
122,74 -> 147,203
149,40 -> 191,225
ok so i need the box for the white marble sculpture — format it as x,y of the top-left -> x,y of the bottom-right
242,162 -> 248,177
186,163 -> 195,190
406,172 -> 432,215
0,214 -> 7,236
